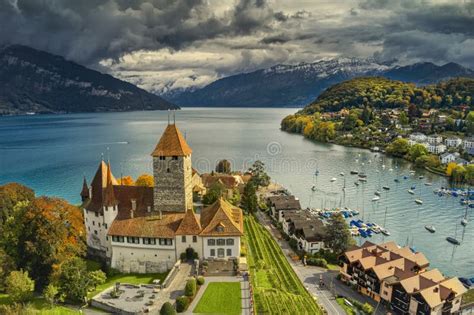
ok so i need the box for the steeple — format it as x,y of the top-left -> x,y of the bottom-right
151,124 -> 192,157
103,162 -> 117,207
80,176 -> 90,201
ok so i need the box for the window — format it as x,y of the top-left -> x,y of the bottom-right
167,168 -> 171,173
159,238 -> 173,246
216,226 -> 224,232
193,236 -> 197,243
383,291 -> 388,296
182,236 -> 187,243
210,249 -> 215,257
159,156 -> 166,160
226,239 -> 234,246
95,212 -> 99,217
127,236 -> 140,244
217,239 -> 225,246
172,156 -> 178,160
217,248 -> 225,258
94,230 -> 97,235
104,223 -> 107,229
226,249 -> 232,257
208,239 -> 215,246
112,236 -> 125,243
143,238 -> 156,245
92,221 -> 95,226
106,236 -> 109,241
98,223 -> 101,227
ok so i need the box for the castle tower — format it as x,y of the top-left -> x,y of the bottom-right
151,123 -> 193,213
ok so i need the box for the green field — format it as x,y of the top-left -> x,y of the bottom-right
193,282 -> 241,314
244,215 -> 322,314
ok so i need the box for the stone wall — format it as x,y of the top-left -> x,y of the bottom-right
153,155 -> 192,213
111,246 -> 176,273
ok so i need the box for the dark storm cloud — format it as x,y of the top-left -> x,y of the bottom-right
0,0 -> 279,65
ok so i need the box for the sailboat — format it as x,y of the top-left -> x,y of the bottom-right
424,225 -> 436,233
372,196 -> 380,202
446,221 -> 461,245
380,207 -> 390,236
414,184 -> 423,204
330,177 -> 337,182
461,201 -> 469,226
408,189 -> 415,194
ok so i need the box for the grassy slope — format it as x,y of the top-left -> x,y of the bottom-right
244,215 -> 322,314
193,282 -> 241,314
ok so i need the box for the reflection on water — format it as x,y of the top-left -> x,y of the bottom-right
0,108 -> 472,277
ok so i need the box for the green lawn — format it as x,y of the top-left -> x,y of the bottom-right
0,294 -> 80,314
193,282 -> 241,314
88,272 -> 169,298
336,297 -> 356,315
462,288 -> 474,305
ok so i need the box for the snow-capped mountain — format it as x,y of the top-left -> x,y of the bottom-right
165,58 -> 474,107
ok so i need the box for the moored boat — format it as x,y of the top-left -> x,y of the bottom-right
372,196 -> 380,202
375,191 -> 381,196
350,170 -> 359,175
446,237 -> 461,245
424,225 -> 436,233
408,189 -> 415,194
415,199 -> 423,204
383,186 -> 390,190
331,177 -> 337,182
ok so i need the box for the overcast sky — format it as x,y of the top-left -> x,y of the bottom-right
1,0 -> 473,93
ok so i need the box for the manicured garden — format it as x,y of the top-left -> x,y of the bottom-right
193,282 -> 241,314
244,215 -> 322,314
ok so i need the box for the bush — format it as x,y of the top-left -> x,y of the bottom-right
43,283 -> 59,307
176,296 -> 190,313
180,252 -> 186,261
5,270 -> 35,303
160,302 -> 176,315
184,278 -> 197,297
362,302 -> 374,314
307,258 -> 328,268
105,267 -> 121,277
196,276 -> 205,286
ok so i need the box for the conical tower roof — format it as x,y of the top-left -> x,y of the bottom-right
103,163 -> 117,207
151,124 -> 192,157
80,176 -> 90,199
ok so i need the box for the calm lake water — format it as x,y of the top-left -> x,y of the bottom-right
0,108 -> 472,277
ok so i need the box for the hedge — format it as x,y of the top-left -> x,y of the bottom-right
184,278 -> 197,297
176,296 -> 190,313
197,276 -> 205,286
160,302 -> 176,315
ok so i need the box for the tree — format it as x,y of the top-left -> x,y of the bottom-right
415,155 -> 440,168
56,257 -> 102,303
452,165 -> 466,183
0,183 -> 34,227
135,174 -> 154,187
446,162 -> 458,177
202,182 -> 225,205
324,213 -> 354,255
241,182 -> 258,213
89,270 -> 107,290
466,111 -> 474,135
215,160 -> 231,174
1,196 -> 85,288
43,283 -> 60,307
160,302 -> 176,315
0,248 -> 15,291
184,278 -> 197,297
176,296 -> 190,312
248,160 -> 270,188
398,111 -> 409,125
117,176 -> 134,185
386,138 -> 410,157
408,144 -> 428,162
5,270 -> 35,303
464,164 -> 474,185
229,188 -> 241,206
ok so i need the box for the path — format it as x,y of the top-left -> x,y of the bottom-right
186,276 -> 251,315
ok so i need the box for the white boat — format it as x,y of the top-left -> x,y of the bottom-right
461,218 -> 468,226
408,189 -> 415,194
424,225 -> 436,233
425,182 -> 432,186
359,178 -> 367,182
372,196 -> 380,202
380,228 -> 390,236
340,172 -> 345,176
415,199 -> 423,204
331,177 -> 337,182
374,191 -> 381,196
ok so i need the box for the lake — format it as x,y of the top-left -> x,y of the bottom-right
0,108 -> 472,277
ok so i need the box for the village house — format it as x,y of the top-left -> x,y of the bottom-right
427,135 -> 443,145
339,241 -> 467,314
409,133 -> 427,146
201,172 -> 245,199
440,153 -> 456,164
445,137 -> 462,148
427,143 -> 446,155
280,210 -> 326,254
463,137 -> 474,151
81,123 -> 244,273
265,194 -> 302,221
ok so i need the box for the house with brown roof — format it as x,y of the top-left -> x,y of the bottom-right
339,241 -> 467,314
81,123 -> 243,273
281,210 -> 326,254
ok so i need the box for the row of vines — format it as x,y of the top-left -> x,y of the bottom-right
244,215 -> 322,314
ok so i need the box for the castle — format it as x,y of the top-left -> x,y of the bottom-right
81,123 -> 243,273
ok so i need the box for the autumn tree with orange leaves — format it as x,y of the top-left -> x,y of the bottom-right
0,183 -> 85,288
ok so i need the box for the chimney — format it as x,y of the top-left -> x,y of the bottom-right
130,199 -> 136,218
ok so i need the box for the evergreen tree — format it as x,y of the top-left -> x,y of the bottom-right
242,182 -> 258,213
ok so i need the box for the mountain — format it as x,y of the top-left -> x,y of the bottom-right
0,45 -> 177,115
166,59 -> 474,108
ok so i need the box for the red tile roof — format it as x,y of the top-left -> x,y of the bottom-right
199,198 -> 243,236
151,124 -> 192,157
176,208 -> 202,235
